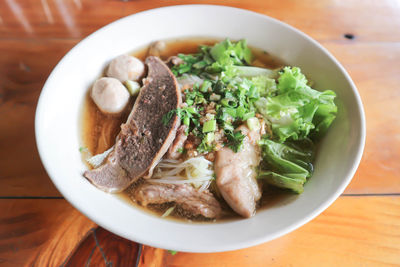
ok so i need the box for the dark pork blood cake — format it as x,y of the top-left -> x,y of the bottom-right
84,56 -> 181,193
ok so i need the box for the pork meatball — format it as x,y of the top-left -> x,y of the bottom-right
107,54 -> 145,82
91,77 -> 130,114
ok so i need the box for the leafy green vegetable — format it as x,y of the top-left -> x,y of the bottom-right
162,110 -> 177,126
258,138 -> 314,193
162,107 -> 201,131
168,38 -> 338,195
232,65 -> 278,78
258,171 -> 305,193
251,75 -> 277,97
200,79 -> 212,92
197,136 -> 215,153
259,138 -> 313,175
247,117 -> 260,131
210,39 -> 252,66
255,67 -> 337,142
171,53 -> 204,76
226,131 -> 245,152
278,67 -> 337,138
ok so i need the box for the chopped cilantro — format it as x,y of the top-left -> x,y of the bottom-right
170,39 -> 266,153
162,109 -> 177,126
226,131 -> 245,152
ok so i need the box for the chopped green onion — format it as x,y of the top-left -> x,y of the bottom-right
213,80 -> 226,94
221,98 -> 237,108
206,114 -> 215,120
186,106 -> 197,114
218,112 -> 230,122
203,120 -> 217,133
236,106 -> 246,118
162,109 -> 177,126
124,80 -> 141,96
193,61 -> 208,69
247,117 -> 260,131
161,206 -> 175,218
203,120 -> 216,133
183,116 -> 190,126
242,111 -> 255,121
192,82 -> 200,90
195,95 -> 206,104
210,93 -> 221,101
205,132 -> 215,144
224,108 -> 237,118
178,64 -> 191,74
223,122 -> 234,132
200,80 -> 212,93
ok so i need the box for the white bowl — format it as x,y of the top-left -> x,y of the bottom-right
35,5 -> 365,252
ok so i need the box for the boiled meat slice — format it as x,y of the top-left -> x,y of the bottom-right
134,183 -> 222,219
167,125 -> 188,159
214,125 -> 262,218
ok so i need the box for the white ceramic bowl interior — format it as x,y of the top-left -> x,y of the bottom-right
35,5 -> 365,252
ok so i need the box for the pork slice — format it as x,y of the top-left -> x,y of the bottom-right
134,183 -> 222,219
83,56 -> 181,193
215,125 -> 262,218
167,125 -> 188,159
147,41 -> 166,58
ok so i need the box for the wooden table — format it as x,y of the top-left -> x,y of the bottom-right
1,0 -> 399,266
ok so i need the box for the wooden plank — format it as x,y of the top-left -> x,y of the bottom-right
0,39 -> 78,197
0,199 -> 95,267
62,227 -> 142,267
1,39 -> 399,196
166,196 -> 400,267
323,42 -> 400,194
0,0 -> 399,42
0,197 -> 399,266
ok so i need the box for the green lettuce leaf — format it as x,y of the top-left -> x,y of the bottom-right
258,139 -> 314,193
251,75 -> 277,97
230,65 -> 278,78
210,39 -> 253,66
258,171 -> 305,193
255,67 -> 337,142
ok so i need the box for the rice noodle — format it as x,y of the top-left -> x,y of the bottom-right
149,156 -> 214,189
149,177 -> 213,185
199,180 -> 212,192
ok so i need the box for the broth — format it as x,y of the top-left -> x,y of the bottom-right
81,38 -> 294,222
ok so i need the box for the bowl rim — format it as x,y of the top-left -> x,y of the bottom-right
35,4 -> 366,252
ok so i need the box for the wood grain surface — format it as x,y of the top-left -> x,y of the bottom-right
0,0 -> 399,266
0,0 -> 400,42
0,197 -> 399,266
